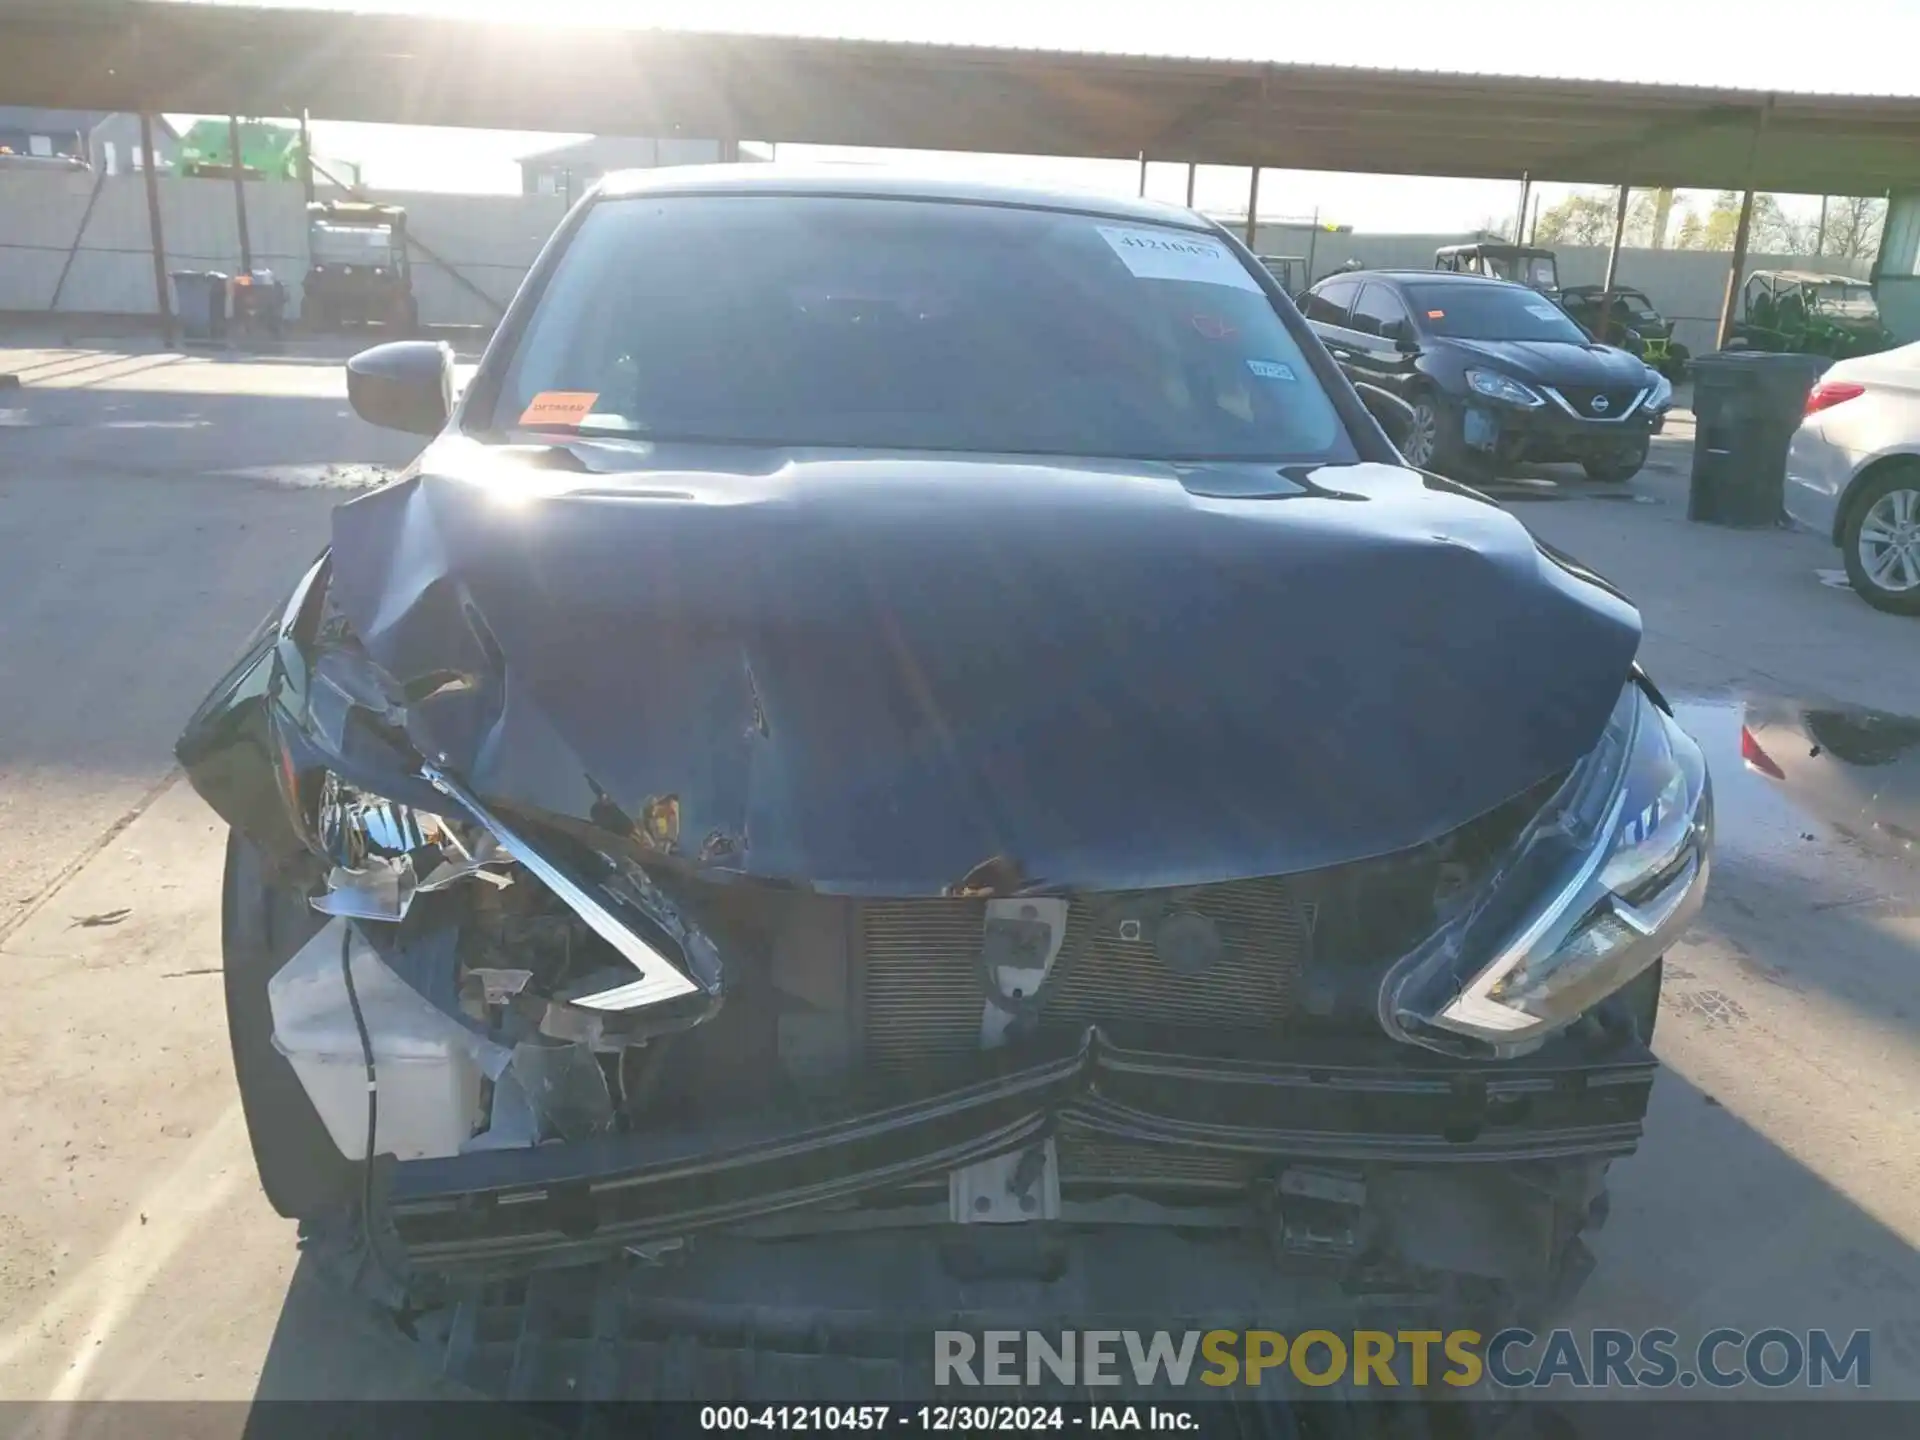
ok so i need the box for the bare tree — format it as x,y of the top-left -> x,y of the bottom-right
1816,196 -> 1889,259
1530,187 -> 1668,249
1533,190 -> 1621,247
1673,193 -> 1810,253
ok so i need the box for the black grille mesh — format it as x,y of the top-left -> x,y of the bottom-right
1055,1127 -> 1259,1191
859,878 -> 1308,1073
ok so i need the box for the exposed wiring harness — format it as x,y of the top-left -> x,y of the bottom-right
339,925 -> 406,1298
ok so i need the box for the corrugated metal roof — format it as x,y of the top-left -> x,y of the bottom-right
149,0 -> 1920,97
9,0 -> 1920,192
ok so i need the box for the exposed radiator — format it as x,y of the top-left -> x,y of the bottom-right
859,877 -> 1308,1072
1055,1126 -> 1259,1192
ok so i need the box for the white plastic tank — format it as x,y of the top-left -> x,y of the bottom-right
268,918 -> 484,1161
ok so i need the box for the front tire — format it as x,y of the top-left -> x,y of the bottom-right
1402,394 -> 1485,480
1840,465 -> 1920,615
222,830 -> 355,1218
1583,436 -> 1650,483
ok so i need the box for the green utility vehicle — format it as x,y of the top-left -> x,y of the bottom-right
1729,271 -> 1895,360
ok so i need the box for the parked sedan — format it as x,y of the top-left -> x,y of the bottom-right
175,170 -> 1710,1386
1303,270 -> 1673,482
1786,340 -> 1920,615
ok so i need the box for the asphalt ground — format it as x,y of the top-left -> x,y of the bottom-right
1,342 -> 1917,1412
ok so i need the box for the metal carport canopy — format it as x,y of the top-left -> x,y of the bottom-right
8,0 -> 1920,194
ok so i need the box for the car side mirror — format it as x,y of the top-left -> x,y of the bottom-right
347,340 -> 454,436
1353,382 -> 1416,449
1393,331 -> 1420,355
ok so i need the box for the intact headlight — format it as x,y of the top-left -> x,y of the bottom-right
1645,371 -> 1674,412
1380,682 -> 1712,1057
1465,368 -> 1546,408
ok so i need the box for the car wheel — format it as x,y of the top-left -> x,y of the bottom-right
221,830 -> 356,1219
1402,395 -> 1482,478
1400,397 -> 1442,469
1840,465 -> 1920,615
1583,437 -> 1649,483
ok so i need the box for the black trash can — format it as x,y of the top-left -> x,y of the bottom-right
170,270 -> 230,345
1686,350 -> 1827,526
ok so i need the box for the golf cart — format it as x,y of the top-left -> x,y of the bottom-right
1434,243 -> 1560,295
302,201 -> 418,333
1559,284 -> 1691,378
1729,271 -> 1894,360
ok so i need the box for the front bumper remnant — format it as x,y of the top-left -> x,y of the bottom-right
1463,400 -> 1663,462
386,1025 -> 1654,1274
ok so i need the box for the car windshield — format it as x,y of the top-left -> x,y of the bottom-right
487,194 -> 1353,464
1519,255 -> 1558,289
1408,283 -> 1588,343
311,222 -> 396,266
1811,282 -> 1879,315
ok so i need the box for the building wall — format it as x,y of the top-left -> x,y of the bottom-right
520,137 -> 727,194
0,169 -> 564,325
0,165 -> 1880,346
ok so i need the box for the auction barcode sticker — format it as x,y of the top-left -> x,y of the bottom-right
1096,226 -> 1262,292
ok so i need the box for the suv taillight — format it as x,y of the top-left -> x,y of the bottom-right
1805,379 -> 1866,416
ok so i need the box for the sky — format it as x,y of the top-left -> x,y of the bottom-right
166,0 -> 1920,232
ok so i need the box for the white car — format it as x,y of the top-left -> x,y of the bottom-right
1786,341 -> 1920,614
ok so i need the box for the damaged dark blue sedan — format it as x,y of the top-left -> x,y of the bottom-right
177,170 -> 1711,1382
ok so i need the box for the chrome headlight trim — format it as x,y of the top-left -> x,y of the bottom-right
1381,682 -> 1712,1057
422,765 -> 708,1011
1465,368 -> 1547,408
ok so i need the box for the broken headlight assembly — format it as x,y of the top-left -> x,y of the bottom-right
297,762 -> 721,1020
272,627 -> 722,1024
1380,681 -> 1711,1058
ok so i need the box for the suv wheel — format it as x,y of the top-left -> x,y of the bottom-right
1841,465 -> 1920,615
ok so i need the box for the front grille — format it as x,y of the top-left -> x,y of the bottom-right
1056,1126 -> 1258,1192
859,878 -> 1307,1072
1551,384 -> 1642,417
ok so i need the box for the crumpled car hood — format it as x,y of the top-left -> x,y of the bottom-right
326,441 -> 1640,895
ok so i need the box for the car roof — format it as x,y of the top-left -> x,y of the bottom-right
1321,269 -> 1527,289
1754,269 -> 1866,285
1434,243 -> 1555,258
593,163 -> 1214,230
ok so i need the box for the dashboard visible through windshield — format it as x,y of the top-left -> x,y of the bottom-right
485,194 -> 1357,466
1409,283 -> 1589,344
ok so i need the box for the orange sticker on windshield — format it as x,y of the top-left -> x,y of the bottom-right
1426,309 -> 1446,319
519,391 -> 599,427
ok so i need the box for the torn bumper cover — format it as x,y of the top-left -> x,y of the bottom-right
386,1026 -> 1653,1272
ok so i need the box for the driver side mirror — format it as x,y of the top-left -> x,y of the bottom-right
346,340 -> 454,436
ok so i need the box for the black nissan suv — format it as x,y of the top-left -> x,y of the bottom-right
1302,269 -> 1673,482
